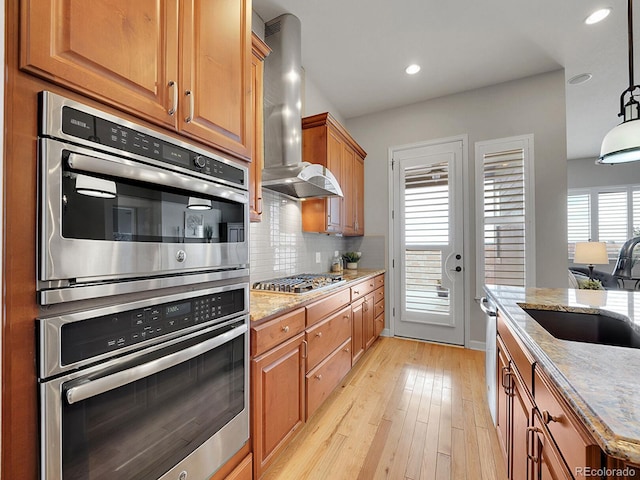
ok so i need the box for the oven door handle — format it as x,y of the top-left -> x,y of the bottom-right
67,151 -> 248,204
65,323 -> 247,405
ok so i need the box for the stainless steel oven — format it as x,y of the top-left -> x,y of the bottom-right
38,91 -> 249,305
38,284 -> 249,480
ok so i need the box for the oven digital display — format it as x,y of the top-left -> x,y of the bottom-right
166,302 -> 191,318
162,144 -> 190,166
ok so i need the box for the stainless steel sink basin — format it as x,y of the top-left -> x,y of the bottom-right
522,308 -> 640,349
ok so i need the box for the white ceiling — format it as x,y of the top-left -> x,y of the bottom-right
251,0 -> 639,161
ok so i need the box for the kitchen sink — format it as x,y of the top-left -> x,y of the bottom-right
522,308 -> 640,349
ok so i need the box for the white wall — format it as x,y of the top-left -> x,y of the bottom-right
568,156 -> 640,188
346,70 -> 568,345
302,73 -> 345,124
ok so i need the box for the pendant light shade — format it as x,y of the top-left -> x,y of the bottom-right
187,196 -> 212,210
598,0 -> 640,164
75,174 -> 117,199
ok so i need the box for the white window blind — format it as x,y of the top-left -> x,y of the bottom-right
481,149 -> 526,287
598,191 -> 628,259
567,193 -> 591,260
633,190 -> 640,236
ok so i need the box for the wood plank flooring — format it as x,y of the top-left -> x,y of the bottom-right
261,336 -> 508,480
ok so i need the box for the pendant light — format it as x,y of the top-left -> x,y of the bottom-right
598,0 -> 640,164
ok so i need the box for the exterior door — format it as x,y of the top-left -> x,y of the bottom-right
392,139 -> 465,345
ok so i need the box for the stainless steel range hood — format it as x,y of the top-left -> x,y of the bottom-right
262,14 -> 343,199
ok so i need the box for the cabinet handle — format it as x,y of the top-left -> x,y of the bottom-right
256,196 -> 263,215
315,332 -> 323,338
282,325 -> 290,333
541,410 -> 560,424
185,90 -> 194,123
501,366 -> 512,390
343,314 -> 350,319
344,347 -> 350,353
302,340 -> 308,359
526,426 -> 542,464
314,374 -> 323,380
354,290 -> 360,295
168,81 -> 178,116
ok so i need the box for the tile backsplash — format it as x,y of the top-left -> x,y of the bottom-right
249,190 -> 385,282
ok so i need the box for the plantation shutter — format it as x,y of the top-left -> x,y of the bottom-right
481,149 -> 526,287
567,193 -> 591,260
598,191 -> 628,260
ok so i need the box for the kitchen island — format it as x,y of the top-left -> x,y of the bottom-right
485,285 -> 640,473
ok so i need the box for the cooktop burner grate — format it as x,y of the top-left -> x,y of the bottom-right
252,273 -> 345,294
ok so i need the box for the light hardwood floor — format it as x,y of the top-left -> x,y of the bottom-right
262,336 -> 508,480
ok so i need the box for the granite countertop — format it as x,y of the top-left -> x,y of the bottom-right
485,285 -> 640,464
250,268 -> 385,323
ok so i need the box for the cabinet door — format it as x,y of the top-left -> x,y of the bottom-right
251,333 -> 306,478
249,34 -> 270,222
181,0 -> 251,160
354,155 -> 365,235
21,0 -> 179,127
364,292 -> 376,350
326,129 -> 343,232
531,415 -> 573,480
351,298 -> 365,364
342,145 -> 356,234
496,338 -> 510,465
511,371 -> 533,480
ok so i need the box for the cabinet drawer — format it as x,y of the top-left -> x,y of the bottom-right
534,368 -> 600,475
306,338 -> 352,419
306,288 -> 351,327
374,299 -> 384,319
374,286 -> 384,305
251,308 -> 306,357
497,312 -> 534,393
374,313 -> 384,337
351,277 -> 375,300
306,305 -> 352,372
374,274 -> 384,290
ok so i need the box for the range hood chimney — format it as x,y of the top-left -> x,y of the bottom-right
262,14 -> 343,199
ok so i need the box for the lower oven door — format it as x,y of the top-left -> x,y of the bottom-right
40,318 -> 249,480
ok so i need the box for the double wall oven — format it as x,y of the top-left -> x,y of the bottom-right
36,92 -> 250,480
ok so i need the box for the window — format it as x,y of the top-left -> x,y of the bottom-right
476,135 -> 535,294
567,185 -> 640,261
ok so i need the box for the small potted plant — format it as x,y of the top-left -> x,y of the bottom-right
342,251 -> 362,270
579,278 -> 604,290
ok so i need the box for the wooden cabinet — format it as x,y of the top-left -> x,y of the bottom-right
351,297 -> 365,364
249,33 -> 271,222
305,305 -> 351,372
301,113 -> 366,235
251,332 -> 306,479
223,453 -> 253,480
21,0 -> 252,160
352,274 -> 384,364
496,311 -> 601,480
306,338 -> 352,418
363,292 -> 376,350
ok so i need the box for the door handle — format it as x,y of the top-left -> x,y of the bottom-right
449,266 -> 462,272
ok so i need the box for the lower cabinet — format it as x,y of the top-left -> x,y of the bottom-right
351,297 -> 365,364
496,311 -> 601,480
224,453 -> 253,480
251,333 -> 306,479
306,338 -> 352,418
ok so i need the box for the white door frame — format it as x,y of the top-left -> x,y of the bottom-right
387,134 -> 472,347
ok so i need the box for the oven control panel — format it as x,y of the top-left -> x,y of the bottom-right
59,288 -> 245,366
58,105 -> 245,187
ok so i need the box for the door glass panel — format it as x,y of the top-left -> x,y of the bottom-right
403,162 -> 450,316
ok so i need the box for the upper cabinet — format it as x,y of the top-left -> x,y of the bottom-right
301,113 -> 366,236
250,33 -> 271,223
21,0 -> 252,161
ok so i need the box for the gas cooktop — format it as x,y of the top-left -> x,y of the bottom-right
252,273 -> 345,294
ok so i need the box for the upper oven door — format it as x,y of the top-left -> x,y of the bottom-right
38,138 -> 249,287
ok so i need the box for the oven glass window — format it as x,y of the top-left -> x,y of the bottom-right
61,330 -> 245,480
61,169 -> 245,243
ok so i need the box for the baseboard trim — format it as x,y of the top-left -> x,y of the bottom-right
468,340 -> 486,351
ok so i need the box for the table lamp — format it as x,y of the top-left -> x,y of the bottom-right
573,242 -> 609,280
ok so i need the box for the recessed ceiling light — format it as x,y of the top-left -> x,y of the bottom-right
405,64 -> 421,75
585,8 -> 611,25
568,73 -> 593,85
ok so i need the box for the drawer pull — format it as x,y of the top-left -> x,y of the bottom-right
526,426 -> 542,464
302,340 -> 308,359
314,374 -> 323,380
542,410 -> 560,424
344,347 -> 350,353
282,325 -> 290,333
315,332 -> 323,338
354,290 -> 360,295
343,314 -> 350,319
